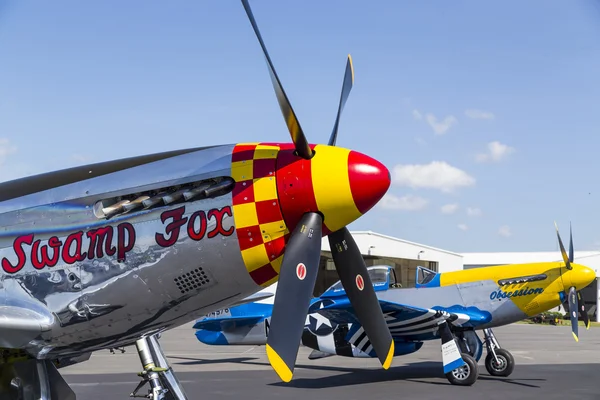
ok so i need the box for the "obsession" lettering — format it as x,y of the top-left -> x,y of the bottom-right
490,287 -> 544,300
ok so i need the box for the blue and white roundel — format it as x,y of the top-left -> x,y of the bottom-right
307,299 -> 338,336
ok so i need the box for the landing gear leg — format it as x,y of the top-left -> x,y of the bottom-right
455,330 -> 483,362
0,358 -> 75,400
438,321 -> 478,386
483,328 -> 514,377
131,333 -> 189,400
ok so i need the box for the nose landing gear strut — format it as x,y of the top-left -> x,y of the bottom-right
130,334 -> 189,400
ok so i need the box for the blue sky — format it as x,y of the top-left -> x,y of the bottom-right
1,1 -> 600,253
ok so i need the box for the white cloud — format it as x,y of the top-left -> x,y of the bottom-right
498,225 -> 512,237
458,223 -> 468,231
392,161 -> 476,193
441,204 -> 459,214
378,194 -> 429,211
475,141 -> 515,163
0,138 -> 17,165
465,109 -> 495,120
411,109 -> 457,134
466,207 -> 482,217
425,113 -> 458,135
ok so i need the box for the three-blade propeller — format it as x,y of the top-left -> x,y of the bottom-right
555,222 -> 590,342
241,0 -> 394,382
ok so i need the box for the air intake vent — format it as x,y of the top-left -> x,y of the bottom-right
174,267 -> 211,294
93,176 -> 234,220
498,274 -> 547,286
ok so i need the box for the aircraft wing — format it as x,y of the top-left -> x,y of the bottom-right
193,302 -> 274,332
315,298 -> 491,342
192,316 -> 264,331
0,305 -> 54,349
226,291 -> 274,308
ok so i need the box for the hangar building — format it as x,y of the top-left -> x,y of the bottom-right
317,230 -> 463,295
316,231 -> 600,323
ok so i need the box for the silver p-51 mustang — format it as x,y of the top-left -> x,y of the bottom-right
0,1 -> 395,399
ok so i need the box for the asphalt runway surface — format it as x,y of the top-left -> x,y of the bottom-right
62,322 -> 600,400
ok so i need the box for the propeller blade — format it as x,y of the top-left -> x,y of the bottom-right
554,221 -> 572,270
328,227 -> 395,369
569,222 -> 574,263
577,291 -> 591,330
328,54 -> 355,147
240,0 -> 313,160
265,212 -> 323,382
567,224 -> 589,329
568,286 -> 579,342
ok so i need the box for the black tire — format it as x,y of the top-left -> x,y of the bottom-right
485,348 -> 514,377
445,353 -> 478,386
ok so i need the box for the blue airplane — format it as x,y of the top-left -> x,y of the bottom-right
192,266 -> 483,385
193,240 -> 595,387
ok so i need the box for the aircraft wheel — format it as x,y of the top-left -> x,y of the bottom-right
445,353 -> 478,386
485,348 -> 514,377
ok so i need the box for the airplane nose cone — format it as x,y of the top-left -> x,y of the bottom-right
573,264 -> 596,291
275,145 -> 391,234
347,150 -> 391,215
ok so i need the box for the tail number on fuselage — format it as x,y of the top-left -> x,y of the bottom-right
205,308 -> 230,318
1,205 -> 234,274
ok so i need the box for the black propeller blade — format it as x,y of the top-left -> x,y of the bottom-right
568,223 -> 574,263
555,221 -> 572,270
577,290 -> 590,330
328,55 -> 355,147
567,224 -> 591,330
328,227 -> 395,368
556,222 -> 590,340
241,0 -> 313,160
567,286 -> 579,342
265,212 -> 323,382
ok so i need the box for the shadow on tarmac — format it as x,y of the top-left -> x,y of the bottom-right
168,356 -> 547,389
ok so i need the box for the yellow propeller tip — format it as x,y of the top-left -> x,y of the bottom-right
572,332 -> 579,342
382,341 -> 394,370
266,344 -> 293,382
347,54 -> 355,83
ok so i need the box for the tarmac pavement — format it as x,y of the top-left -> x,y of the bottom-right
61,322 -> 600,399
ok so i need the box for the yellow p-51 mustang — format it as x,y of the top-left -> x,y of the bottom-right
194,223 -> 596,386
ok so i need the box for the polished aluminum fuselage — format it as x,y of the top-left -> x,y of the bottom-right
0,145 -> 262,359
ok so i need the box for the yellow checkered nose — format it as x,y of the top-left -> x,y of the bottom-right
229,143 -> 291,288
